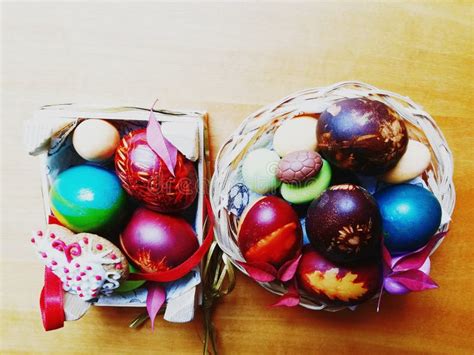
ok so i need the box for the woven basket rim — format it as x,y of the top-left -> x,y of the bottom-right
210,81 -> 456,311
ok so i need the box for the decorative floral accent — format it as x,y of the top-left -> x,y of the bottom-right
238,254 -> 302,307
378,231 -> 447,310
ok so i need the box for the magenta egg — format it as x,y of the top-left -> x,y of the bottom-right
120,208 -> 198,273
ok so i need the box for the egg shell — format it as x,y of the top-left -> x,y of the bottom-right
238,196 -> 302,267
120,208 -> 199,273
297,246 -> 382,306
374,184 -> 442,255
382,140 -> 431,183
242,148 -> 281,194
115,129 -> 198,213
306,184 -> 382,264
317,98 -> 408,175
277,150 -> 323,184
50,165 -> 126,232
115,264 -> 146,293
280,159 -> 332,205
72,119 -> 120,162
273,117 -> 318,157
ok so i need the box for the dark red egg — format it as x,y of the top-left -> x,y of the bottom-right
297,245 -> 381,306
120,207 -> 198,273
317,98 -> 408,175
115,129 -> 198,213
238,196 -> 302,267
306,184 -> 382,264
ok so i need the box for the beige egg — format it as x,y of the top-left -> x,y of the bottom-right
72,119 -> 120,162
273,116 -> 318,157
382,140 -> 431,183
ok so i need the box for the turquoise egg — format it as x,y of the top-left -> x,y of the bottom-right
374,184 -> 442,254
50,165 -> 126,232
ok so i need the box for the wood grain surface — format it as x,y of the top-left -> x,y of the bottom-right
1,2 -> 473,354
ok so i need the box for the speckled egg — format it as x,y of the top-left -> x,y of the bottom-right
317,98 -> 408,175
297,246 -> 382,306
277,150 -> 322,184
374,184 -> 442,254
306,184 -> 382,264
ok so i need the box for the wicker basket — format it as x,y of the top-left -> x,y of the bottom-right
210,81 -> 455,311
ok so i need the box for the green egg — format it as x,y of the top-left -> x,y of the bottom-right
242,148 -> 281,194
115,264 -> 146,293
280,159 -> 332,204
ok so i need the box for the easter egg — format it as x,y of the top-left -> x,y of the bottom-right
382,140 -> 431,183
115,264 -> 146,293
277,150 -> 323,184
238,196 -> 302,267
280,159 -> 332,205
317,98 -> 408,175
72,119 -> 120,162
297,246 -> 381,306
374,184 -> 442,254
50,165 -> 126,232
242,148 -> 281,194
273,117 -> 318,157
120,208 -> 199,273
306,184 -> 382,264
115,129 -> 198,213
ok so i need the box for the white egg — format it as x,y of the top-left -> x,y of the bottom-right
382,140 -> 431,183
273,116 -> 318,157
72,119 -> 120,162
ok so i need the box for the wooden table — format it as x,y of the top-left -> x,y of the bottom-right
2,2 -> 473,354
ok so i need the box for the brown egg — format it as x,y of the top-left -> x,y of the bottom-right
297,245 -> 382,306
305,184 -> 382,264
317,98 -> 408,175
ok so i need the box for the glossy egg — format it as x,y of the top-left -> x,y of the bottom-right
238,196 -> 302,267
317,98 -> 408,175
50,165 -> 126,232
280,159 -> 332,205
115,129 -> 198,213
374,184 -> 442,254
297,246 -> 382,305
306,184 -> 382,263
120,208 -> 199,273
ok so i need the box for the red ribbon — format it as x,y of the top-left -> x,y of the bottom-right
40,267 -> 64,331
128,196 -> 215,282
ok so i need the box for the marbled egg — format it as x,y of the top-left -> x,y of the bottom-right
273,117 -> 318,157
382,140 -> 431,183
242,148 -> 281,194
306,184 -> 382,263
317,98 -> 408,175
374,184 -> 442,254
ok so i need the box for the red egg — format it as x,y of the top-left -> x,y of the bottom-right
297,246 -> 381,306
115,129 -> 198,213
120,208 -> 198,273
238,196 -> 302,267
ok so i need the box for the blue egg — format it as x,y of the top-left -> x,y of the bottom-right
50,165 -> 126,232
374,184 -> 442,254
